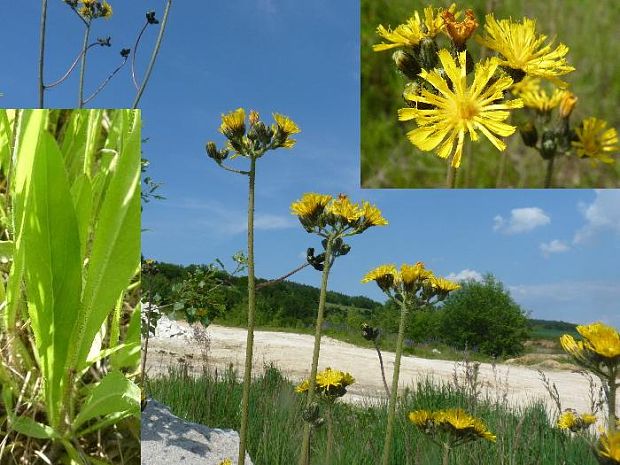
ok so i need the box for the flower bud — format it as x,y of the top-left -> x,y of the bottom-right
249,110 -> 260,126
146,10 -> 159,25
392,50 -> 421,80
540,130 -> 557,160
419,37 -> 438,70
559,91 -> 577,119
519,122 -> 538,147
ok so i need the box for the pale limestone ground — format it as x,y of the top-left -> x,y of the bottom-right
146,322 -> 617,418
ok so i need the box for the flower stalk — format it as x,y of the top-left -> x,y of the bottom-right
38,0 -> 48,108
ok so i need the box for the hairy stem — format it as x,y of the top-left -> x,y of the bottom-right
132,0 -> 173,109
77,22 -> 92,108
381,297 -> 410,465
442,442 -> 451,465
544,155 -> 555,188
38,0 -> 48,108
325,405 -> 334,465
299,238 -> 334,465
237,156 -> 257,465
83,57 -> 129,104
374,340 -> 390,398
256,262 -> 310,291
608,365 -> 617,432
446,164 -> 457,189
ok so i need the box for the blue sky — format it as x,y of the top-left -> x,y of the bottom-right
3,1 -> 619,327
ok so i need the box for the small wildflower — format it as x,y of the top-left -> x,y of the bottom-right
442,9 -> 478,48
399,50 -> 523,168
272,113 -> 301,148
476,14 -> 575,86
373,18 -> 423,52
218,459 -> 233,465
576,322 -> 620,359
518,82 -> 565,113
400,262 -> 433,291
290,193 -> 332,220
572,117 -> 618,165
219,108 -> 246,140
326,194 -> 362,224
296,367 -> 355,399
597,431 -> 620,464
557,410 -> 596,432
558,91 -> 578,119
100,1 -> 112,18
359,201 -> 389,228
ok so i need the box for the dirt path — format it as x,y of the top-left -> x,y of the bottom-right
146,323 -> 613,417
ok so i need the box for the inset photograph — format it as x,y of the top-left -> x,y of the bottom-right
361,1 -> 620,188
0,109 -> 141,464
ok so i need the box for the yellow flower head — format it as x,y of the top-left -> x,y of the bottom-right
326,194 -> 362,224
218,459 -> 233,465
560,334 -> 587,361
476,14 -> 575,86
294,379 -> 310,394
290,193 -> 332,220
219,108 -> 246,140
100,1 -> 112,18
373,18 -> 424,52
362,264 -> 398,292
408,410 -> 435,428
557,410 -> 578,430
518,81 -> 565,113
435,409 -> 497,442
272,113 -> 301,148
510,75 -> 541,96
577,322 -> 620,360
558,91 -> 578,119
598,431 -> 620,463
360,201 -> 389,228
400,262 -> 433,291
572,117 -> 618,165
316,367 -> 355,390
399,50 -> 523,168
557,410 -> 596,432
416,4 -> 458,39
427,275 -> 461,294
442,9 -> 478,47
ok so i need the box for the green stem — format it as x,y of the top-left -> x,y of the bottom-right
132,0 -> 173,109
446,165 -> 457,189
544,155 -> 555,188
496,151 -> 507,188
442,442 -> 451,465
374,340 -> 390,397
77,22 -> 91,108
38,0 -> 48,108
237,156 -> 257,465
299,238 -> 335,465
381,296 -> 410,465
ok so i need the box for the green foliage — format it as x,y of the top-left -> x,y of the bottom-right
0,109 -> 140,463
439,275 -> 531,356
148,364 -> 596,465
171,267 -> 228,327
361,0 -> 620,187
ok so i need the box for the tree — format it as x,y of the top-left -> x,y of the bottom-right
439,274 -> 530,356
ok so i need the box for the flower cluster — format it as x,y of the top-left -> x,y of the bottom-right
560,322 -> 620,375
557,409 -> 597,432
206,108 -> 300,163
409,408 -> 496,444
290,193 -> 388,237
362,262 -> 459,302
67,0 -> 113,20
295,367 -> 355,400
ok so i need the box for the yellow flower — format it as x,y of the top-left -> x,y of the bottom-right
218,459 -> 233,465
273,113 -> 301,148
558,91 -> 578,119
427,276 -> 461,293
316,367 -> 355,390
476,14 -> 574,86
400,262 -> 432,290
362,264 -> 398,292
100,1 -> 112,18
572,117 -> 618,165
577,322 -> 620,360
360,201 -> 389,227
435,409 -> 496,442
219,108 -> 246,140
557,411 -> 578,430
518,82 -> 565,113
598,431 -> 620,463
416,4 -> 457,39
442,9 -> 478,47
290,193 -> 332,219
399,50 -> 523,168
326,194 -> 362,223
295,379 -> 310,394
510,75 -> 541,96
560,334 -> 587,361
373,18 -> 424,52
408,410 -> 434,428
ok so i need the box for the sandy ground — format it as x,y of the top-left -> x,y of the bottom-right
146,323 -> 615,417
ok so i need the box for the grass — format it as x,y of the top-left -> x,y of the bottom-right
147,363 -> 597,465
361,0 -> 620,188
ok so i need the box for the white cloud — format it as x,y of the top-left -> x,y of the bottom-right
540,240 -> 570,258
573,190 -> 620,244
446,269 -> 484,282
493,207 -> 550,234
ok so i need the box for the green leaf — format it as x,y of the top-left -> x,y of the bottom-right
72,111 -> 141,372
0,240 -> 13,262
19,130 -> 82,429
73,371 -> 140,431
10,416 -> 60,439
70,174 -> 93,260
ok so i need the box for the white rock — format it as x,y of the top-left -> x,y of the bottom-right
141,398 -> 253,465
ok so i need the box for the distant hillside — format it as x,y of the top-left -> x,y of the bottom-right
143,261 -> 579,342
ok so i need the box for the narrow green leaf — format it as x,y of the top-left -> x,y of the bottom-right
70,174 -> 93,260
10,416 -> 59,439
73,111 -> 140,372
73,371 -> 140,431
20,130 -> 82,429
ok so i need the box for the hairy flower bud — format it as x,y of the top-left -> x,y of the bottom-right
419,37 -> 438,70
519,122 -> 538,147
540,130 -> 557,159
392,50 -> 421,81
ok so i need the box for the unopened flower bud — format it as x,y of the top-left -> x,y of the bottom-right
419,37 -> 438,70
392,50 -> 421,80
503,66 -> 526,84
559,91 -> 578,119
540,130 -> 557,160
120,48 -> 131,58
146,10 -> 159,25
519,122 -> 538,147
249,110 -> 260,126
